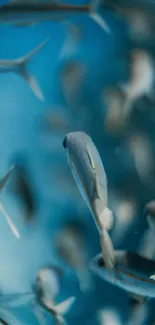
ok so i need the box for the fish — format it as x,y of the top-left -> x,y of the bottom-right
98,308 -> 122,325
90,251 -> 155,298
58,21 -> 82,60
0,38 -> 49,101
63,131 -> 115,269
102,86 -> 130,135
127,131 -> 154,185
144,200 -> 155,233
9,155 -> 36,223
100,0 -> 155,41
0,165 -> 20,239
7,0 -> 37,27
33,265 -> 75,325
60,60 -> 87,110
119,49 -> 155,118
55,221 -> 94,293
0,1 -> 110,34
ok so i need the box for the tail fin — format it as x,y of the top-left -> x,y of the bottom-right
89,0 -> 111,34
15,38 -> 50,101
54,297 -> 75,315
0,165 -> 14,192
100,229 -> 115,269
53,297 -> 75,325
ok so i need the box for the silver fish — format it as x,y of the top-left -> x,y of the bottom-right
0,38 -> 49,101
0,1 -> 110,33
34,266 -> 75,325
63,131 -> 115,269
90,251 -> 155,298
55,221 -> 94,293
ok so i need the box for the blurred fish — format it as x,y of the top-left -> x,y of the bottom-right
90,251 -> 155,297
127,295 -> 148,325
0,38 -> 49,101
9,157 -> 36,223
60,60 -> 87,110
8,0 -> 37,27
110,193 -> 137,246
144,200 -> 155,233
33,266 -> 75,325
119,49 -> 154,119
63,131 -> 115,269
58,22 -> 82,60
55,221 -> 94,293
98,308 -> 122,325
42,106 -> 71,134
103,86 -> 129,135
127,131 -> 155,184
0,292 -> 34,308
0,165 -> 20,239
101,0 -> 155,41
0,1 -> 110,33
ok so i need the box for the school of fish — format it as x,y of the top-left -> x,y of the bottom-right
1,0 -> 155,324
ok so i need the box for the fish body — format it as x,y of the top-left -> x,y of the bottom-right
56,222 -> 93,292
10,157 -> 36,222
63,131 -> 114,269
90,251 -> 155,297
0,1 -> 110,33
34,266 -> 75,325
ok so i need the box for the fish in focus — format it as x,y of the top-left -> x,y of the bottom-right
90,251 -> 155,297
0,165 -> 20,239
0,38 -> 49,101
55,221 -> 94,292
9,154 -> 36,223
63,131 -> 115,269
33,265 -> 75,325
0,1 -> 110,33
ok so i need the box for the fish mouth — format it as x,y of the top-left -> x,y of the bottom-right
63,136 -> 67,148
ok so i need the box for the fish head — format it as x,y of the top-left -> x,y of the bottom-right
89,253 -> 115,282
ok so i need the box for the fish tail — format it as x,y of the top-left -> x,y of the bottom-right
54,297 -> 75,315
100,229 -> 115,269
0,202 -> 20,239
88,0 -> 111,34
53,297 -> 75,325
98,207 -> 114,230
15,38 -> 50,101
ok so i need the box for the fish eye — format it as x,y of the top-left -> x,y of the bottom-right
63,136 -> 67,149
98,257 -> 105,267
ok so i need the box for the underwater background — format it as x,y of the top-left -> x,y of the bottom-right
0,0 -> 155,324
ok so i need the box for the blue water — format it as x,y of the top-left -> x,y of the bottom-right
0,0 -> 155,324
